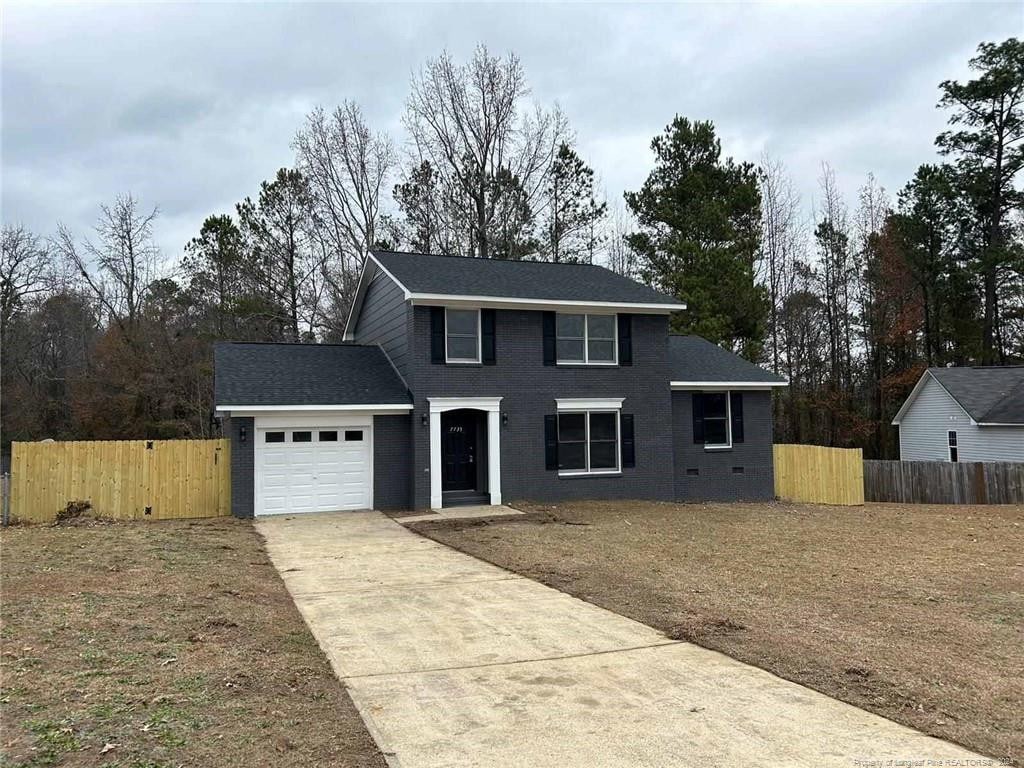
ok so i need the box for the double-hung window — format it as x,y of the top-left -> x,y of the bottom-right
947,431 -> 958,463
445,308 -> 481,363
693,391 -> 742,450
701,392 -> 730,448
556,313 -> 617,365
557,410 -> 620,474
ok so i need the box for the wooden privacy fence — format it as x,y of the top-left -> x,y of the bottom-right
773,444 -> 864,505
864,460 -> 1024,505
10,439 -> 230,523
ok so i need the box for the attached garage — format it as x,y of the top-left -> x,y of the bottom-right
214,343 -> 414,519
256,426 -> 371,515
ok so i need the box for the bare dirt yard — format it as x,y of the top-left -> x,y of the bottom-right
1,517 -> 385,768
409,500 -> 1024,765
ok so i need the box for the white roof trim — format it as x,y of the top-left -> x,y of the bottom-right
891,370 -> 974,425
556,397 -> 625,410
976,421 -> 1024,427
408,293 -> 685,313
670,381 -> 787,390
216,403 -> 413,414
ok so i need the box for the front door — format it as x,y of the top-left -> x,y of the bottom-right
442,410 -> 478,492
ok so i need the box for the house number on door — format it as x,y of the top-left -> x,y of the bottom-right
448,426 -> 464,433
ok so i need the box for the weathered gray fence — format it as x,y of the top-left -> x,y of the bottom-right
864,460 -> 1024,505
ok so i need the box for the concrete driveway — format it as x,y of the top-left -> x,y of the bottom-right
257,511 -> 983,768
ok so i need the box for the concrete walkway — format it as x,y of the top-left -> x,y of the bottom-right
257,511 -> 982,768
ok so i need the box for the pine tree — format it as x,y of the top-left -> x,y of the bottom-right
624,117 -> 766,357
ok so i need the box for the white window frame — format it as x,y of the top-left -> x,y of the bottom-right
947,430 -> 958,463
556,312 -> 618,366
557,409 -> 622,476
444,307 -> 482,364
701,390 -> 732,450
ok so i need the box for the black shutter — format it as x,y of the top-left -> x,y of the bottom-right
481,309 -> 496,365
621,414 -> 635,468
544,415 -> 558,470
430,307 -> 445,364
617,314 -> 632,366
692,393 -> 705,444
730,392 -> 744,443
542,311 -> 556,366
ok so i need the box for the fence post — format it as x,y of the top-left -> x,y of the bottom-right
2,472 -> 10,526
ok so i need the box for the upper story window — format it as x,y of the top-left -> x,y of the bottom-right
556,313 -> 617,365
948,430 -> 958,463
445,308 -> 481,364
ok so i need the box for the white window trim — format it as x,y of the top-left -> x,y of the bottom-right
556,312 -> 618,366
557,409 -> 622,477
947,430 -> 958,463
444,307 -> 482,364
556,397 -> 625,411
701,390 -> 733,450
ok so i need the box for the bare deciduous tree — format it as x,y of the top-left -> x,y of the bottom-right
758,155 -> 805,376
604,201 -> 639,278
404,45 -> 567,258
294,102 -> 395,320
1,224 -> 51,341
52,194 -> 161,339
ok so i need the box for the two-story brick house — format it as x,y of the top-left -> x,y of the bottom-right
214,250 -> 786,517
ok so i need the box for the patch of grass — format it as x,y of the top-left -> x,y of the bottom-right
1,519 -> 385,768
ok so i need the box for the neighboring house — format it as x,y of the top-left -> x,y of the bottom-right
892,366 -> 1024,463
214,250 -> 787,517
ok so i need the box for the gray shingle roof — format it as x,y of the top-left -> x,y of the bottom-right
668,335 -> 786,384
372,250 -> 683,306
214,343 -> 410,406
929,366 -> 1024,424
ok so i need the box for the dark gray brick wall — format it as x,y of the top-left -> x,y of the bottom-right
672,390 -> 775,502
353,270 -> 410,382
228,416 -> 255,518
373,414 -> 413,510
406,307 -> 676,508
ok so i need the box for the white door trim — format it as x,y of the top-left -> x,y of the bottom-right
428,397 -> 503,509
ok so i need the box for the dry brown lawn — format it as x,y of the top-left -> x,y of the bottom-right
409,500 -> 1024,765
1,517 -> 385,768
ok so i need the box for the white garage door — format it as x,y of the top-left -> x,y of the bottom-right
257,427 -> 371,515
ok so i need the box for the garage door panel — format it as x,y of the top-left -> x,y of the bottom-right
256,426 -> 371,516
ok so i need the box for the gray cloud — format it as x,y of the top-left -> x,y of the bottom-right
2,2 -> 1019,261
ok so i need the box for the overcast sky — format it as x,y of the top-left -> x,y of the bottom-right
2,2 -> 1020,262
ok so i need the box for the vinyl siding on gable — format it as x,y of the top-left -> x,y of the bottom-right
899,375 -> 1024,462
352,270 -> 410,382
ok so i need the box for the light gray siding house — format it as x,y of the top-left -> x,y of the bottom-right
892,367 -> 1024,463
214,250 -> 787,517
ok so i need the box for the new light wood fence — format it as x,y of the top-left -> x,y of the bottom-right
773,444 -> 864,506
864,460 -> 1024,505
10,439 -> 230,523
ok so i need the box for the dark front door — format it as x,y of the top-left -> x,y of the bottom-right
442,410 -> 478,492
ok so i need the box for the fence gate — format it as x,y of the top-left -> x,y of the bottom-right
9,439 -> 231,523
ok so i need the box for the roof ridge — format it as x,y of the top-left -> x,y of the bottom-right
373,248 -> 612,270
